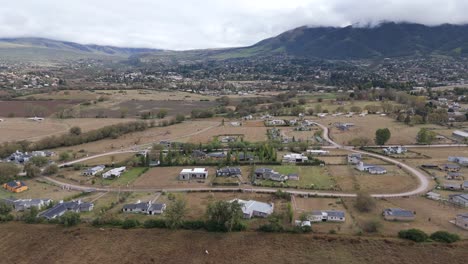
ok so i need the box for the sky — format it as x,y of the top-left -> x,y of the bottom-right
1,0 -> 468,50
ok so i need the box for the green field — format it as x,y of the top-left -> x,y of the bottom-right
99,167 -> 148,187
256,165 -> 334,189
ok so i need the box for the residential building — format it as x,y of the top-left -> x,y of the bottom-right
308,210 -> 346,222
443,183 -> 462,191
356,162 -> 387,174
452,130 -> 468,140
426,191 -> 441,200
254,168 -> 288,182
3,181 -> 28,193
347,153 -> 362,164
287,174 -> 299,181
306,150 -> 329,155
39,200 -> 94,220
448,156 -> 468,166
83,165 -> 105,176
266,119 -> 286,126
383,146 -> 407,155
449,194 -> 468,207
102,167 -> 126,179
192,150 -> 207,160
454,213 -> 468,230
282,153 -> 308,163
179,168 -> 208,180
442,164 -> 461,172
207,152 -> 227,159
216,167 -> 242,177
446,172 -> 463,180
230,199 -> 274,219
383,208 -> 415,221
122,200 -> 166,215
2,198 -> 52,211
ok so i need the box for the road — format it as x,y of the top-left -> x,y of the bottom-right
47,120 -> 439,198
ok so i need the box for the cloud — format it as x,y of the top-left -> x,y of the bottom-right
1,0 -> 468,50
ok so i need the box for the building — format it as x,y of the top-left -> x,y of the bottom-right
463,181 -> 468,190
449,194 -> 468,207
39,200 -> 94,220
254,168 -> 288,182
448,156 -> 468,166
442,164 -> 461,172
207,152 -> 227,159
266,119 -> 286,126
383,146 -> 407,155
287,174 -> 299,181
446,172 -> 463,180
356,162 -> 387,174
454,213 -> 468,230
308,210 -> 346,222
83,165 -> 105,176
231,199 -> 274,219
347,153 -> 362,164
122,201 -> 166,215
426,191 -> 441,200
306,150 -> 329,155
220,136 -> 237,143
3,181 -> 28,193
282,153 -> 308,163
192,150 -> 207,160
383,208 -> 415,221
102,167 -> 126,179
443,183 -> 462,191
216,167 -> 242,177
2,198 -> 52,211
452,130 -> 468,140
179,168 -> 208,180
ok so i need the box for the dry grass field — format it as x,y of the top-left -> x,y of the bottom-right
1,222 -> 467,264
0,100 -> 80,117
187,124 -> 268,143
342,196 -> 468,239
0,179 -> 81,201
132,166 -> 216,188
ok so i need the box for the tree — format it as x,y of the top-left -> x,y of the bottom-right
430,231 -> 460,243
355,192 -> 375,212
69,126 -> 82,136
0,163 -> 20,183
350,106 -> 362,113
156,109 -> 168,119
43,164 -> 59,175
29,156 -> 48,167
59,152 -> 71,161
398,229 -> 428,242
416,128 -> 437,145
24,163 -> 41,178
59,211 -> 81,227
206,200 -> 243,232
0,201 -> 12,215
375,128 -> 391,145
165,197 -> 187,229
175,114 -> 185,123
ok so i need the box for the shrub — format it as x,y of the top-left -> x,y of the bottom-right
355,192 -> 375,212
181,220 -> 205,230
143,219 -> 167,229
59,211 -> 81,227
43,164 -> 59,175
430,231 -> 460,243
398,229 -> 428,242
122,219 -> 140,229
362,220 -> 381,233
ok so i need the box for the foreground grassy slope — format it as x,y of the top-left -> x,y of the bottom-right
0,223 -> 466,264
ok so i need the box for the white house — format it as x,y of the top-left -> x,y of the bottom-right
449,194 -> 468,207
306,150 -> 329,156
83,165 -> 105,176
454,213 -> 468,230
282,153 -> 308,163
356,162 -> 387,174
383,146 -> 407,155
453,130 -> 468,140
179,168 -> 208,180
266,119 -> 286,126
102,167 -> 126,179
231,199 -> 274,219
448,156 -> 468,166
122,200 -> 166,215
2,198 -> 52,211
308,210 -> 345,222
347,153 -> 362,164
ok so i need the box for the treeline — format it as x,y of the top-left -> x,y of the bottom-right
0,121 -> 151,158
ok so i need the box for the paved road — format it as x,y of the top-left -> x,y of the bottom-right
46,120 -> 438,198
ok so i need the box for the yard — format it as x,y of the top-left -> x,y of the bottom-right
255,165 -> 335,190
132,166 -> 217,188
99,167 -> 148,187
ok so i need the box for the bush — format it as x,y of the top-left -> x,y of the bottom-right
143,219 -> 167,229
92,217 -> 123,227
181,220 -> 205,230
59,211 -> 81,227
122,219 -> 140,229
362,220 -> 381,233
398,229 -> 428,242
430,231 -> 460,243
355,192 -> 375,212
43,164 -> 59,175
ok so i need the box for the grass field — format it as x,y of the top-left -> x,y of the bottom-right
0,222 -> 467,264
99,167 -> 148,187
256,165 -> 335,189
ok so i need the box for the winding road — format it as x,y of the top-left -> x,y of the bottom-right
45,121 -> 441,198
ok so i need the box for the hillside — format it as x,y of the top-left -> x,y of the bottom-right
0,38 -> 161,61
213,22 -> 468,59
1,223 -> 467,264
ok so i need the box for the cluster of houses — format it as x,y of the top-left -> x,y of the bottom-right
122,200 -> 166,215
39,200 -> 94,220
2,198 -> 52,211
81,165 -> 126,179
254,168 -> 298,182
5,150 -> 54,164
383,146 -> 407,155
348,154 -> 387,174
282,153 -> 308,163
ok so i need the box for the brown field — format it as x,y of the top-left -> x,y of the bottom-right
343,196 -> 468,239
0,118 -> 137,143
329,165 -> 418,193
0,100 -> 80,117
1,223 -> 467,264
0,179 -> 81,201
77,152 -> 136,166
188,125 -> 268,143
20,90 -> 98,101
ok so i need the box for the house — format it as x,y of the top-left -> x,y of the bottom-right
463,181 -> 468,190
220,136 -> 237,143
306,150 -> 329,156
383,208 -> 415,221
254,168 -> 288,182
39,200 -> 94,220
122,200 -> 166,215
266,119 -> 286,126
243,115 -> 253,120
446,172 -> 463,180
336,123 -> 354,131
216,167 -> 242,177
230,199 -> 274,219
356,162 -> 387,174
282,153 -> 308,163
192,150 -> 207,160
102,167 -> 126,179
83,165 -> 105,176
207,152 -> 227,160
3,181 -> 28,193
159,140 -> 172,149
179,168 -> 208,180
426,191 -> 441,200
308,210 -> 346,222
449,194 -> 468,207
288,174 -> 299,181
383,146 -> 407,155
448,156 -> 468,166
452,130 -> 468,140
347,153 -> 362,164
295,220 -> 312,227
454,213 -> 468,230
2,198 -> 52,211
442,164 -> 461,172
442,183 -> 462,191
238,153 -> 255,161
7,150 -> 33,164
